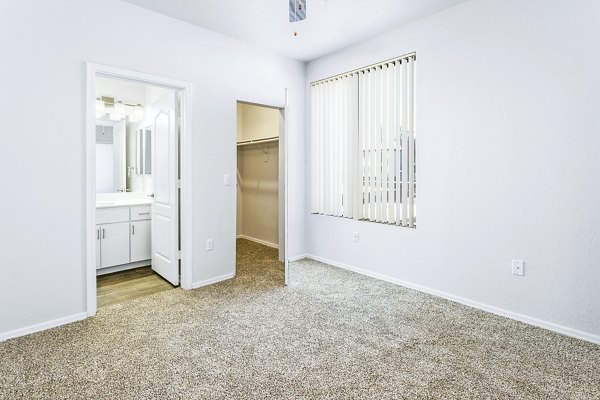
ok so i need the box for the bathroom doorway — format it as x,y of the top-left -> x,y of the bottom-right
85,64 -> 193,315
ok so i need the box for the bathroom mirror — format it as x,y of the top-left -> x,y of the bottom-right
96,122 -> 126,193
96,121 -> 151,194
136,126 -> 152,175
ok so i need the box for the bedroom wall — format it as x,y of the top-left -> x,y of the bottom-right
238,143 -> 280,247
0,0 -> 305,338
305,0 -> 600,341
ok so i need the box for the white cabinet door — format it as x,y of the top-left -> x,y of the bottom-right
100,222 -> 130,268
130,220 -> 151,262
95,226 -> 101,269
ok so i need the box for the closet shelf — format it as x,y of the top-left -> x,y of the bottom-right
237,136 -> 279,147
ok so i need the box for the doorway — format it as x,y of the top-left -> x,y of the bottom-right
236,101 -> 286,283
85,64 -> 193,316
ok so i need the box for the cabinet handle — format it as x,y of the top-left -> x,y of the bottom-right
97,229 -> 100,240
102,228 -> 105,239
132,224 -> 135,235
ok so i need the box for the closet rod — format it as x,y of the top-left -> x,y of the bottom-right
237,137 -> 279,147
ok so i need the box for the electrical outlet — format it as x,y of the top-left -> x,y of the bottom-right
352,231 -> 359,242
206,238 -> 214,251
224,174 -> 231,186
512,259 -> 524,276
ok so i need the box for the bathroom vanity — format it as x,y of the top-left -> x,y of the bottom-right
96,200 -> 152,275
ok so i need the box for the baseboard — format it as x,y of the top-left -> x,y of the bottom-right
304,254 -> 600,346
0,312 -> 88,343
96,260 -> 151,276
236,235 -> 278,249
192,272 -> 235,289
288,254 -> 310,262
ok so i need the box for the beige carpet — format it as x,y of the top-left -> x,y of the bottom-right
0,239 -> 598,399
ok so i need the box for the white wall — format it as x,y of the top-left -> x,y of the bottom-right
0,0 -> 305,337
238,143 -> 280,246
238,103 -> 281,142
305,0 -> 600,340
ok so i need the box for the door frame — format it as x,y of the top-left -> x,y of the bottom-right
235,94 -> 289,285
85,63 -> 193,316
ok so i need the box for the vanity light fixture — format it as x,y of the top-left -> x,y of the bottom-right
95,99 -> 105,116
114,102 -> 126,118
109,110 -> 122,122
132,105 -> 144,122
96,97 -> 144,123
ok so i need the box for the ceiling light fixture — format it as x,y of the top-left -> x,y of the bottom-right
289,0 -> 306,37
289,0 -> 306,22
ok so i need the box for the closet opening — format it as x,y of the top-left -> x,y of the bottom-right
236,101 -> 286,283
85,64 -> 193,316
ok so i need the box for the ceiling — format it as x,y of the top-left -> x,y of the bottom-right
121,0 -> 469,61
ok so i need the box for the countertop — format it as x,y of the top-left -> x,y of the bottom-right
96,199 -> 153,209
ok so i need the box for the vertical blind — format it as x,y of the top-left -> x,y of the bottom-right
310,54 -> 416,227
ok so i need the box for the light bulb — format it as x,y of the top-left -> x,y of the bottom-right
95,99 -> 105,115
109,111 -> 121,121
114,102 -> 125,117
134,105 -> 144,121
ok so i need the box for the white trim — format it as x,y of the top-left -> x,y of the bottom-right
303,254 -> 600,345
236,235 -> 278,249
179,85 -> 194,291
86,63 -> 194,319
96,261 -> 151,276
191,273 -> 235,289
284,90 -> 290,286
0,312 -> 87,343
288,254 -> 309,262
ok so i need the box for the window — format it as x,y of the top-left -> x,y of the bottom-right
310,54 -> 416,227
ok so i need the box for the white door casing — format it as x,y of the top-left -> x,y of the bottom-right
86,63 -> 193,317
151,92 -> 180,286
284,89 -> 289,286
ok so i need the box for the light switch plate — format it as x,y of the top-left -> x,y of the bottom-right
224,174 -> 231,186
